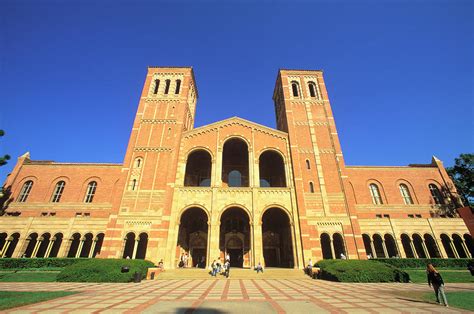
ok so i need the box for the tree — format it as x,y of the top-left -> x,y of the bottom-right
447,153 -> 474,208
0,130 -> 10,166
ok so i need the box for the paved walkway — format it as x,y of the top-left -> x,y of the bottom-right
1,280 -> 473,313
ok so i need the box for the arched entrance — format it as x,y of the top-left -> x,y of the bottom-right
320,233 -> 332,259
333,233 -> 346,259
373,234 -> 386,258
262,207 -> 294,268
122,232 -> 135,259
220,207 -> 250,267
362,234 -> 373,257
222,138 -> 249,187
177,207 -> 209,268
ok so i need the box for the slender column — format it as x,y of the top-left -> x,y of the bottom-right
132,240 -> 139,259
88,240 -> 98,258
460,241 -> 470,258
289,222 -> 298,268
381,240 -> 389,258
370,240 -> 377,258
208,222 -> 221,265
31,240 -> 42,258
75,240 -> 85,258
410,241 -> 418,258
253,222 -> 263,268
44,240 -> 55,258
421,241 -> 430,258
449,238 -> 459,258
0,240 -> 11,257
205,222 -> 211,268
330,239 -> 336,259
14,237 -> 28,258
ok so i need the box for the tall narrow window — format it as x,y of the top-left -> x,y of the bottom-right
153,79 -> 160,94
130,179 -> 137,191
84,181 -> 97,203
308,82 -> 317,98
164,79 -> 171,94
18,180 -> 33,202
429,184 -> 444,205
175,79 -> 181,94
369,183 -> 383,205
399,184 -> 413,204
306,159 -> 311,169
309,182 -> 314,193
51,181 -> 65,203
134,157 -> 142,168
291,81 -> 299,97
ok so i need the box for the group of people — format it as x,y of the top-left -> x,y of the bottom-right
210,253 -> 231,278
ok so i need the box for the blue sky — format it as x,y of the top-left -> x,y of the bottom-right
1,0 -> 473,180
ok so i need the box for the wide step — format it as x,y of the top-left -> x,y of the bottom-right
155,268 -> 307,280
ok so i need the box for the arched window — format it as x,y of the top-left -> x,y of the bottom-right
153,79 -> 160,94
399,184 -> 413,205
134,157 -> 142,168
130,179 -> 137,191
291,81 -> 300,97
164,79 -> 171,94
429,184 -> 444,205
309,182 -> 314,193
259,150 -> 286,187
308,82 -> 317,98
17,180 -> 33,202
51,181 -> 65,203
175,79 -> 181,94
369,183 -> 383,205
84,181 -> 97,203
306,159 -> 311,169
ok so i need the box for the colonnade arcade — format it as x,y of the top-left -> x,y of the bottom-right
175,205 -> 296,268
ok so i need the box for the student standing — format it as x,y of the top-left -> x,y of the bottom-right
427,264 -> 449,307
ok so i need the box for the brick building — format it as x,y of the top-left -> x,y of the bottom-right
1,67 -> 472,268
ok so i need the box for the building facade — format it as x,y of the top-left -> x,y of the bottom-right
1,67 -> 472,268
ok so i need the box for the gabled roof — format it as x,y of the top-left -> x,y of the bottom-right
184,116 -> 288,139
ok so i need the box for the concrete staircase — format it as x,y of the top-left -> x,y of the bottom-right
155,268 -> 307,280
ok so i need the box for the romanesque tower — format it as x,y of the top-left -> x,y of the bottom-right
100,67 -> 198,260
273,69 -> 366,260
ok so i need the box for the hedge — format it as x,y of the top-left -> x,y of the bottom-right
374,258 -> 474,269
0,258 -> 86,270
56,259 -> 155,283
316,260 -> 410,283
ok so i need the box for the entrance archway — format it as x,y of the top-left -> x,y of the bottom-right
320,233 -> 332,259
373,234 -> 386,258
362,234 -> 373,257
177,207 -> 209,268
220,207 -> 250,267
262,207 -> 294,267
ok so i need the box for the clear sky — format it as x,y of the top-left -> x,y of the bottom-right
1,0 -> 473,180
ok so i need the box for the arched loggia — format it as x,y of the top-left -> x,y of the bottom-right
320,233 -> 333,259
262,207 -> 294,267
177,207 -> 209,268
184,150 -> 212,187
440,234 -> 456,258
401,234 -> 415,258
259,151 -> 286,187
222,138 -> 249,187
220,207 -> 250,267
424,234 -> 441,258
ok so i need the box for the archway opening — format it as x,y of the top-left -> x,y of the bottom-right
373,234 -> 386,258
24,233 -> 39,258
401,234 -> 415,258
464,234 -> 474,257
384,234 -> 398,258
184,150 -> 212,187
80,233 -> 94,258
0,233 -> 6,254
262,207 -> 294,268
222,139 -> 249,187
424,234 -> 441,258
177,207 -> 209,268
452,234 -> 468,258
49,233 -> 63,258
4,233 -> 20,258
333,233 -> 346,259
93,233 -> 105,257
67,233 -> 81,258
36,233 -> 51,258
362,234 -> 373,257
136,233 -> 148,259
220,207 -> 250,267
320,233 -> 333,259
412,234 -> 426,258
440,234 -> 456,258
122,232 -> 136,259
259,151 -> 286,187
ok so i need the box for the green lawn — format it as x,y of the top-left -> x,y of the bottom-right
0,271 -> 59,282
422,291 -> 474,311
406,269 -> 474,283
0,291 -> 77,310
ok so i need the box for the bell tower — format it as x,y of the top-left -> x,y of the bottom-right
273,69 -> 365,260
100,67 -> 198,260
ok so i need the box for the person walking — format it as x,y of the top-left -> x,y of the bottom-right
427,264 -> 449,307
224,259 -> 230,278
256,262 -> 264,274
211,260 -> 217,277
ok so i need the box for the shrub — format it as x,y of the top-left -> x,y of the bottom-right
316,260 -> 410,283
374,258 -> 474,269
56,259 -> 155,283
0,258 -> 85,270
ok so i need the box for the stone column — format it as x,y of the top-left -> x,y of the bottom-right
410,241 -> 418,258
289,222 -> 298,268
381,240 -> 389,258
132,240 -> 139,259
14,237 -> 29,258
460,241 -> 470,258
421,241 -> 430,258
208,222 -> 221,264
370,240 -> 377,258
44,240 -> 55,258
0,240 -> 11,257
253,222 -> 264,268
58,238 -> 71,258
75,239 -> 85,258
330,238 -> 336,259
31,239 -> 42,258
88,240 -> 98,258
449,237 -> 459,258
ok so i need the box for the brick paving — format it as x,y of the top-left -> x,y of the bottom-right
1,280 -> 473,313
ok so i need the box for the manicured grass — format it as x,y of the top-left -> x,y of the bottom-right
0,291 -> 77,310
405,269 -> 474,283
422,291 -> 474,311
0,271 -> 59,282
